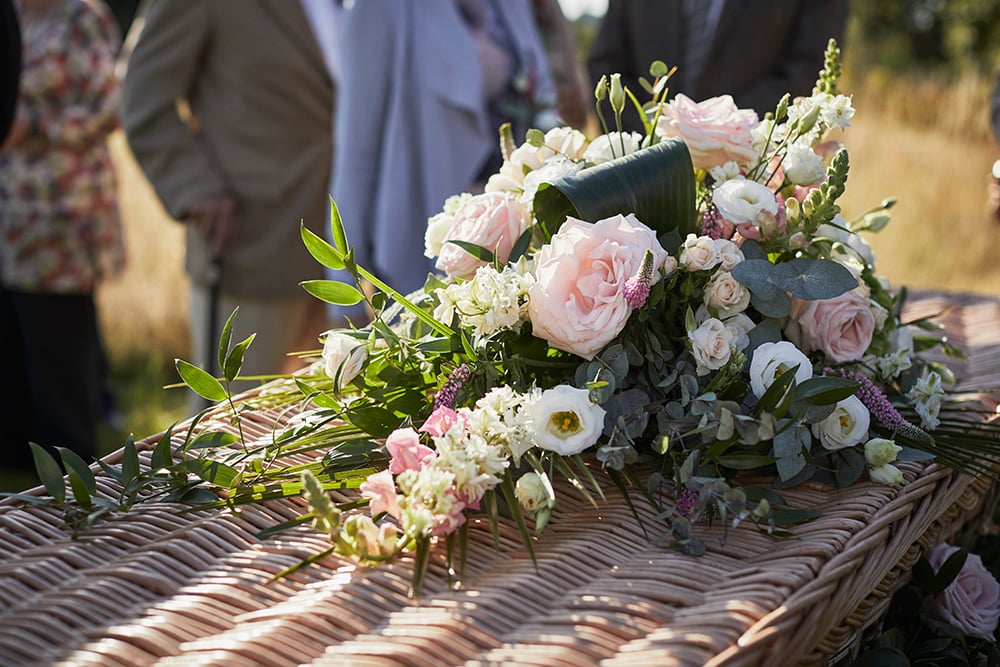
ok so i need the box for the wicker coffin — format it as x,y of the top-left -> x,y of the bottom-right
0,291 -> 997,667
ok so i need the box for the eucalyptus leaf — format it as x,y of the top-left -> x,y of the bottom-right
175,359 -> 227,402
533,139 -> 696,239
770,258 -> 857,300
300,280 -> 364,306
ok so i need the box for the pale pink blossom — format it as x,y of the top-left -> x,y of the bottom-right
656,94 -> 760,170
927,543 -> 1000,640
359,469 -> 401,518
786,290 -> 876,363
434,192 -> 530,279
419,407 -> 462,438
385,427 -> 436,474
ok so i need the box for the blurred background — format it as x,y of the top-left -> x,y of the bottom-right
4,0 -> 1000,491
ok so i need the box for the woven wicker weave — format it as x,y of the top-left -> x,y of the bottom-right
0,291 -> 997,667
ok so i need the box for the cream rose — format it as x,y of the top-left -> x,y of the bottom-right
434,192 -> 531,280
927,543 -> 1000,640
529,385 -> 606,456
679,234 -> 721,272
703,270 -> 750,318
785,290 -> 877,363
748,341 -> 813,399
812,395 -> 870,450
689,318 -> 737,376
655,93 -> 760,170
321,331 -> 367,385
528,213 -> 667,360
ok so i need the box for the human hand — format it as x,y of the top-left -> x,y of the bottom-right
185,192 -> 240,258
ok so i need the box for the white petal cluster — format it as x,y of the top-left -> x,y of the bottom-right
906,370 -> 944,430
433,262 -> 534,338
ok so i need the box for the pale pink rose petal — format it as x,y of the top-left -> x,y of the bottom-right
418,407 -> 462,438
359,469 -> 402,519
385,427 -> 436,474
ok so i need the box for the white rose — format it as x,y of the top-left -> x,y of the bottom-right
514,472 -> 551,512
812,395 -> 871,450
748,341 -> 813,399
723,312 -> 755,351
529,385 -> 606,456
321,331 -> 367,385
689,318 -> 736,376
712,178 -> 779,226
703,270 -> 750,318
582,131 -> 645,165
714,238 -> 744,271
679,234 -> 721,272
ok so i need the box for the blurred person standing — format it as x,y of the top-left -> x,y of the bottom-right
121,1 -> 337,399
0,0 -> 125,468
329,0 -> 558,316
1,0 -> 19,144
587,0 -> 849,132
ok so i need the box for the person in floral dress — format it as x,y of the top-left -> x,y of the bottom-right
0,0 -> 125,469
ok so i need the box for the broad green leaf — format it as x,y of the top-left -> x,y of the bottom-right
175,359 -> 228,402
294,378 -> 340,410
930,548 -> 967,595
329,196 -> 349,254
301,221 -> 345,270
30,443 -> 65,503
757,364 -> 799,414
57,447 -> 97,495
183,458 -> 241,487
533,139 -> 696,239
223,333 -> 256,383
217,308 -> 237,374
718,454 -> 777,469
794,376 -> 859,405
445,240 -> 494,263
771,258 -> 857,300
300,280 -> 364,306
834,447 -> 866,488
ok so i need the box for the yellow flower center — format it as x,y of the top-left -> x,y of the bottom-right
550,411 -> 581,435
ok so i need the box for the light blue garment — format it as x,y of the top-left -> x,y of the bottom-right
326,0 -> 556,320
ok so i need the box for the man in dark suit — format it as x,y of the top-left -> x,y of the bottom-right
587,0 -> 849,131
0,0 -> 19,145
122,1 -> 337,393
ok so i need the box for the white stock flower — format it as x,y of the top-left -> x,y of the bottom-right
816,214 -> 876,267
783,138 -> 826,186
321,331 -> 367,385
906,370 -> 944,430
433,264 -> 533,338
529,385 -> 606,456
819,93 -> 855,129
712,178 -> 780,226
812,395 -> 871,450
689,317 -> 737,376
582,131 -> 645,165
469,385 -> 540,465
748,341 -> 813,399
431,429 -> 508,506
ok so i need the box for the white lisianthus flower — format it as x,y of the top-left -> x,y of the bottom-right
689,317 -> 737,376
425,193 -> 474,259
679,234 -> 722,272
514,472 -> 551,512
906,370 -> 944,430
812,395 -> 871,450
748,341 -> 813,399
708,160 -> 742,184
864,438 -> 902,467
529,385 -> 606,456
868,463 -> 904,486
321,331 -> 367,385
582,131 -> 646,165
783,138 -> 826,186
712,177 -> 780,226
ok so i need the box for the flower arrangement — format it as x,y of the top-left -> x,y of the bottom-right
24,41 -> 1000,596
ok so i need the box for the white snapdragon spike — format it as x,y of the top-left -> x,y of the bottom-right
783,138 -> 826,186
529,385 -> 606,456
712,177 -> 779,226
869,325 -> 915,380
812,395 -> 871,450
689,317 -> 737,376
816,214 -> 877,267
906,370 -> 944,430
582,131 -> 646,165
786,95 -> 823,136
321,332 -> 367,385
425,193 -> 474,258
749,341 -> 813,399
819,93 -> 855,130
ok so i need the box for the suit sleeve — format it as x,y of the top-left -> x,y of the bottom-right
739,0 -> 849,107
585,0 -> 636,94
121,0 -> 227,220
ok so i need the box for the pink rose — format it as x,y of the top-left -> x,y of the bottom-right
385,427 -> 436,474
927,543 -> 1000,640
528,214 -> 668,360
434,192 -> 530,279
419,406 -> 462,438
656,94 -> 760,171
785,290 -> 876,363
359,469 -> 401,518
